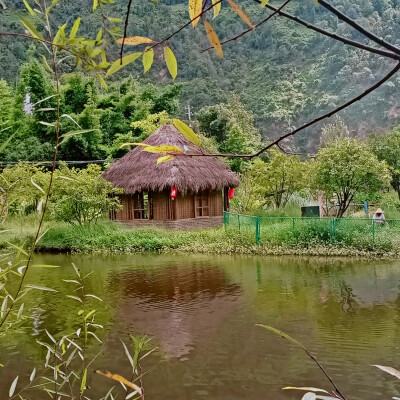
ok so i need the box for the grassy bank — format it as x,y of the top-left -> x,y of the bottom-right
0,217 -> 399,258
1,217 -> 400,258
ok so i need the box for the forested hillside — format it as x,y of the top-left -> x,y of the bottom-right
1,0 -> 400,152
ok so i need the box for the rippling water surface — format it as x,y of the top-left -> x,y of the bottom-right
1,253 -> 400,399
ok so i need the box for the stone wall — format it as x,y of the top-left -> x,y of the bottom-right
117,216 -> 224,231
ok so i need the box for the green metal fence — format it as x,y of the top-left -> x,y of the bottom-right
223,211 -> 400,249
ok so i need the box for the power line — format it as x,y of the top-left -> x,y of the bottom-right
0,158 -> 118,166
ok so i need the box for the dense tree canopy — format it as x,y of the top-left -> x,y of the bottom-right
370,127 -> 400,200
314,139 -> 391,217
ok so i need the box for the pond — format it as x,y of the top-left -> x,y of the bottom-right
1,253 -> 400,399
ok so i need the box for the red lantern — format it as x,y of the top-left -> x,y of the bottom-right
170,186 -> 178,199
228,188 -> 235,199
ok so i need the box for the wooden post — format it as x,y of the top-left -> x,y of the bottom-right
224,188 -> 230,212
171,198 -> 176,220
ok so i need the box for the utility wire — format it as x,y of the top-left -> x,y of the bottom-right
0,159 -> 118,166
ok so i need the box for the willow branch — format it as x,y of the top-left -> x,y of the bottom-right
0,26 -> 62,330
318,0 -> 400,55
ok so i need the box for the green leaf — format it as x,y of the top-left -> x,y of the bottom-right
60,129 -> 99,144
66,295 -> 83,303
107,17 -> 122,23
9,376 -> 18,397
106,52 -> 142,76
0,132 -> 16,153
70,17 -> 81,40
80,368 -> 87,395
33,95 -> 56,106
18,15 -> 44,40
93,0 -> 99,11
96,73 -> 108,89
17,303 -> 24,320
256,324 -> 305,348
32,264 -> 60,268
23,0 -> 36,16
6,241 -> 29,256
53,23 -> 67,45
172,118 -> 200,146
30,368 -> 36,382
164,46 -> 177,79
37,121 -> 56,127
31,177 -> 45,194
143,47 -> 154,73
84,310 -> 96,320
1,295 -> 8,319
96,28 -> 103,42
121,340 -> 134,368
25,284 -> 58,292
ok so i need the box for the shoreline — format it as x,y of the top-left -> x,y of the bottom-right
3,219 -> 400,260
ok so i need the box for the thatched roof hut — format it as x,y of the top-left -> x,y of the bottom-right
104,124 -> 239,229
103,124 -> 239,194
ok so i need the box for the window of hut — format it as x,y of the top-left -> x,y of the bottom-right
195,190 -> 209,217
133,192 -> 149,219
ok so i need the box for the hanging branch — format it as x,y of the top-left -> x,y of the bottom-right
318,0 -> 400,55
204,0 -> 292,49
150,0 -> 223,50
203,0 -> 400,60
252,61 -> 400,158
252,0 -> 400,61
120,0 -> 134,64
176,61 -> 400,159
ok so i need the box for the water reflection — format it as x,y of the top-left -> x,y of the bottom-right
108,266 -> 242,357
0,254 -> 400,400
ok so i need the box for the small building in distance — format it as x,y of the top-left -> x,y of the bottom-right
103,123 -> 239,229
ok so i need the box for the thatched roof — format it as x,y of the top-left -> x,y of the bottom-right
103,124 -> 239,194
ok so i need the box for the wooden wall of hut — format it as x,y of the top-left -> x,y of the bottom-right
111,189 -> 224,222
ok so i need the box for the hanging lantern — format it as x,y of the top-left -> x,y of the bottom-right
228,188 -> 235,200
170,186 -> 178,199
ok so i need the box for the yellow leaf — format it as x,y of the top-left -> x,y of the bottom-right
157,155 -> 175,164
212,0 -> 221,18
172,118 -> 200,146
142,145 -> 183,154
95,371 -> 142,395
93,0 -> 98,11
164,46 -> 177,79
260,0 -> 269,6
117,36 -> 154,45
119,142 -> 149,149
106,52 -> 142,76
188,0 -> 202,28
204,21 -> 223,58
143,47 -> 154,73
226,0 -> 255,29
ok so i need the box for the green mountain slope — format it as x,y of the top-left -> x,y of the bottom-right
1,0 -> 399,151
